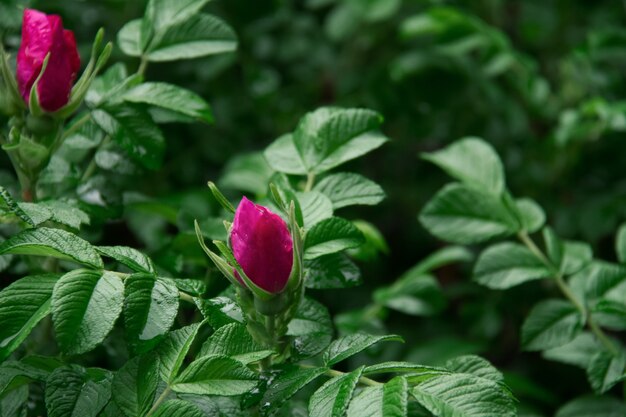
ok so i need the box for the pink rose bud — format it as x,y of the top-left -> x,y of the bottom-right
16,9 -> 80,112
230,197 -> 293,294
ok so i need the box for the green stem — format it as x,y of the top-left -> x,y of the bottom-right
137,56 -> 149,77
517,231 -> 619,355
145,386 -> 171,416
61,112 -> 92,141
304,172 -> 315,192
300,364 -> 381,387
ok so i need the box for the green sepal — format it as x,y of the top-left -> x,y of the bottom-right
0,44 -> 25,112
212,240 -> 274,301
28,53 -> 50,117
208,181 -> 235,213
223,220 -> 232,233
194,220 -> 240,288
285,201 -> 304,293
269,183 -> 287,212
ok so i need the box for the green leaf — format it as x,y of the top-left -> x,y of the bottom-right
97,246 -> 156,273
578,261 -> 626,302
346,377 -> 408,417
542,332 -> 602,369
422,137 -> 505,195
171,355 -> 258,396
419,184 -> 520,245
0,384 -> 27,417
314,173 -> 385,209
112,354 -> 159,417
445,355 -> 504,384
157,323 -> 202,384
152,399 -> 205,417
473,242 -> 551,289
260,366 -> 328,416
195,297 -> 243,328
521,299 -> 583,351
87,63 -> 140,107
117,19 -> 142,57
0,185 -> 34,226
309,366 -> 364,417
199,323 -> 272,365
592,299 -> 626,331
0,356 -> 63,395
52,270 -> 124,355
324,333 -> 403,366
123,82 -> 212,123
146,14 -> 237,61
362,362 -> 446,377
45,366 -> 112,417
0,227 -> 103,269
145,0 -> 211,39
587,350 -> 626,394
287,297 -> 333,359
124,274 -> 180,354
92,105 -> 165,170
264,134 -> 308,175
543,228 -> 593,275
0,274 -> 59,361
515,198 -> 545,233
296,191 -> 334,228
38,200 -> 90,230
305,253 -> 362,289
555,395 -> 626,417
616,223 -> 626,264
374,272 -> 445,316
16,202 -> 52,225
304,217 -> 364,260
409,246 -> 473,275
293,108 -> 387,174
412,374 -> 516,417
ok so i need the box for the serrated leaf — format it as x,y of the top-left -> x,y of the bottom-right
422,137 -> 505,195
220,152 -> 274,195
521,299 -> 583,351
0,384 -> 27,417
293,108 -> 387,174
309,366 -> 364,417
123,82 -> 212,123
0,274 -> 59,361
38,200 -> 90,229
346,377 -> 408,417
362,362 -> 447,377
304,217 -> 364,260
157,323 -> 202,384
580,261 -> 626,302
52,270 -> 124,355
515,198 -> 545,233
171,355 -> 257,396
313,173 -> 385,209
555,395 -> 626,417
145,0 -> 211,35
296,191 -> 333,228
199,323 -> 272,365
324,333 -> 403,366
445,355 -> 504,384
16,202 -> 52,225
305,253 -> 361,289
419,184 -> 520,245
264,134 -> 308,175
0,227 -> 103,268
124,274 -> 179,354
412,374 -> 516,417
0,186 -> 34,226
473,242 -> 551,289
152,399 -> 205,417
45,366 -> 112,417
117,19 -> 142,57
112,354 -> 159,417
146,13 -> 236,61
587,350 -> 626,393
92,105 -> 165,170
195,296 -> 243,328
542,332 -> 602,369
97,246 -> 156,273
287,297 -> 333,359
592,299 -> 626,330
543,228 -> 593,276
260,366 -> 327,416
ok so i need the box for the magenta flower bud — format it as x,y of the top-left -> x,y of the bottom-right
16,9 -> 81,112
230,197 -> 293,294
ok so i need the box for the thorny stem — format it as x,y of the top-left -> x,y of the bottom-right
145,386 -> 171,416
300,364 -> 381,387
517,231 -> 619,356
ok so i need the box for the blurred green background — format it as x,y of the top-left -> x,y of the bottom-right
2,0 -> 626,415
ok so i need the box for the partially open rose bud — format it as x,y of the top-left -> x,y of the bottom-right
16,9 -> 80,112
230,197 -> 293,294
